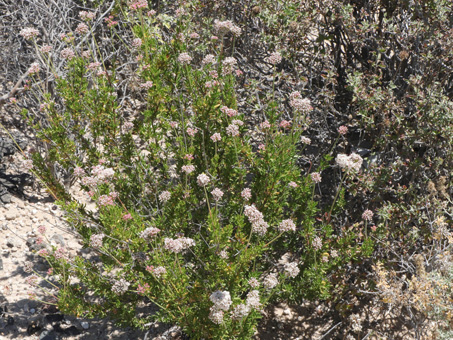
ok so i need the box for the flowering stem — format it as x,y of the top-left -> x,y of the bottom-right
328,170 -> 346,221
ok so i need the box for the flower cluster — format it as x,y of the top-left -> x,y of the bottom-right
60,48 -> 76,60
222,57 -> 237,75
181,165 -> 195,175
241,188 -> 252,201
164,237 -> 195,253
90,233 -> 105,248
210,133 -> 221,142
178,52 -> 192,65
75,23 -> 89,34
244,205 -> 269,236
220,106 -> 238,117
197,173 -> 210,187
263,272 -> 279,289
132,38 -> 142,48
79,11 -> 96,21
140,227 -> 161,240
226,124 -> 240,137
111,278 -> 130,295
159,191 -> 171,203
266,51 -> 282,65
283,262 -> 300,278
362,209 -> 374,221
20,27 -> 39,40
335,153 -> 363,173
311,172 -> 322,183
129,0 -> 148,10
211,188 -> 224,201
80,165 -> 115,188
289,91 -> 312,113
27,62 -> 40,75
202,54 -> 216,65
214,20 -> 241,36
278,219 -> 296,232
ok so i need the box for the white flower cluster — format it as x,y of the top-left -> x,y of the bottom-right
202,54 -> 216,65
211,188 -> 224,201
283,262 -> 300,278
163,237 -> 195,253
214,19 -> 241,36
210,290 -> 232,311
90,233 -> 105,248
140,227 -> 161,240
277,219 -> 296,232
181,164 -> 195,175
60,48 -> 76,60
244,205 -> 269,236
335,153 -> 363,173
222,57 -> 237,75
111,278 -> 130,295
20,27 -> 39,40
266,51 -> 282,65
263,272 -> 279,289
289,91 -> 312,113
178,52 -> 192,64
197,173 -> 210,187
231,304 -> 250,320
246,290 -> 261,309
226,123 -> 240,137
159,191 -> 171,203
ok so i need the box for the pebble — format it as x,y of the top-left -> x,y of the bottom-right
5,210 -> 17,220
30,308 -> 36,314
80,321 -> 89,329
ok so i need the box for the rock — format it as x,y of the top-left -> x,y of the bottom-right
80,321 -> 89,329
5,237 -> 17,248
5,210 -> 17,220
39,330 -> 56,340
50,234 -> 65,247
45,314 -> 64,323
30,308 -> 36,314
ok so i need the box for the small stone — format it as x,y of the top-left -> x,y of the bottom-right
30,308 -> 36,314
5,238 -> 17,248
5,210 -> 17,220
80,321 -> 89,329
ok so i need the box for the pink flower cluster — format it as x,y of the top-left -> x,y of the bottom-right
104,16 -> 118,27
98,194 -> 115,206
40,45 -> 52,53
27,63 -> 40,75
181,164 -> 195,175
129,0 -> 148,10
220,106 -> 238,117
75,23 -> 89,34
79,11 -> 96,21
140,81 -> 153,89
226,124 -> 240,137
80,165 -> 115,188
90,233 -> 105,248
311,172 -> 322,183
241,188 -> 252,201
210,133 -> 221,142
159,191 -> 171,203
362,209 -> 374,221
